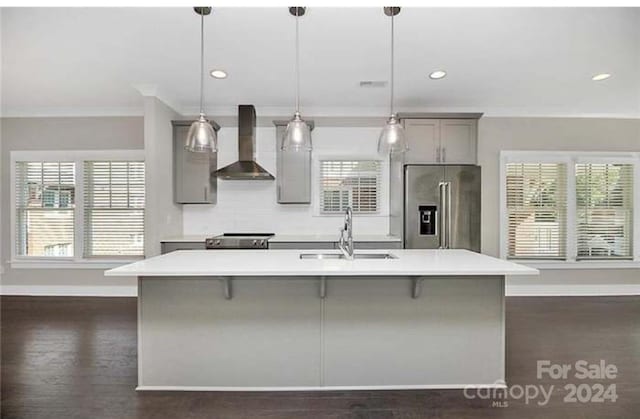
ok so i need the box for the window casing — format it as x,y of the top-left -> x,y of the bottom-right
11,150 -> 145,266
319,160 -> 381,214
501,151 -> 638,265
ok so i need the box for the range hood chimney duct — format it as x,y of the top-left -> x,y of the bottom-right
215,105 -> 275,180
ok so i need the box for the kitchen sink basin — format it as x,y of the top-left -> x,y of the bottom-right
299,253 -> 398,260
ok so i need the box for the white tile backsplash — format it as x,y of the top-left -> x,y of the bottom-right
182,125 -> 390,235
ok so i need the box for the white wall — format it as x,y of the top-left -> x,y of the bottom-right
143,97 -> 183,256
478,117 -> 640,295
183,125 -> 389,236
0,117 -> 143,295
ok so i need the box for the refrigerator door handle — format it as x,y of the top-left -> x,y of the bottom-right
438,182 -> 446,249
446,181 -> 452,249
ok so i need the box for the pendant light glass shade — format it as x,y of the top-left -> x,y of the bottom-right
283,112 -> 312,151
185,113 -> 218,152
282,7 -> 312,152
377,113 -> 407,154
185,7 -> 217,153
378,7 -> 408,155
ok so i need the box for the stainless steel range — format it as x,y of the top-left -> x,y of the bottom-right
205,233 -> 274,249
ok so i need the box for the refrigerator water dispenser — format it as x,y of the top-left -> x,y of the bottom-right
418,205 -> 437,235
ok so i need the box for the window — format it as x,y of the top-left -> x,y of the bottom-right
15,162 -> 76,257
319,160 -> 381,214
576,164 -> 633,260
84,161 -> 145,257
502,151 -> 638,264
12,151 -> 145,265
506,163 -> 567,259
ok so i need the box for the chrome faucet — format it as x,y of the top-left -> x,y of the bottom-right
338,207 -> 354,260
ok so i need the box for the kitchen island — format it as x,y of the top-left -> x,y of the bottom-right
105,249 -> 537,391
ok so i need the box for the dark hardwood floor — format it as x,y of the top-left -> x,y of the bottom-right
1,296 -> 639,419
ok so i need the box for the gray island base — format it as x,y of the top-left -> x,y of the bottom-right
105,249 -> 538,391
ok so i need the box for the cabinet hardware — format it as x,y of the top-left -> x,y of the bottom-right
412,278 -> 424,299
221,277 -> 232,300
319,276 -> 327,299
438,182 -> 446,249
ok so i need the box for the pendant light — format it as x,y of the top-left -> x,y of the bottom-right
282,7 -> 312,152
185,7 -> 217,153
378,7 -> 408,155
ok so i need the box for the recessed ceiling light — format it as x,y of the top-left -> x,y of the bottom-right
429,70 -> 447,80
592,73 -> 611,81
210,69 -> 227,79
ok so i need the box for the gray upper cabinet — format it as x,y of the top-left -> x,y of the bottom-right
274,121 -> 314,204
404,119 -> 440,164
402,115 -> 480,164
439,119 -> 477,164
173,121 -> 219,204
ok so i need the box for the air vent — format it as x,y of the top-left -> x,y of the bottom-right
359,81 -> 387,88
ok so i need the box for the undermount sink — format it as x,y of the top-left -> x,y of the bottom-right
300,253 -> 398,260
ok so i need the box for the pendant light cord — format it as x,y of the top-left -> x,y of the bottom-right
295,10 -> 300,113
390,13 -> 395,116
199,12 -> 205,115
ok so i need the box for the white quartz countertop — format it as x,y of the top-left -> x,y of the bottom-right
105,249 -> 538,277
160,234 -> 401,243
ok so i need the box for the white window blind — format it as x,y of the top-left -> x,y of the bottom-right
15,162 -> 76,257
576,163 -> 633,260
506,163 -> 567,259
320,160 -> 381,214
84,161 -> 145,257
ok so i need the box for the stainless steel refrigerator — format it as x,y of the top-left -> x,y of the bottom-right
403,165 -> 481,251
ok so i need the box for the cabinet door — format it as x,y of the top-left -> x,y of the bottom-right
161,241 -> 206,254
269,242 -> 334,250
440,119 -> 477,164
403,119 -> 440,164
276,125 -> 311,204
352,241 -> 402,250
173,125 -> 217,204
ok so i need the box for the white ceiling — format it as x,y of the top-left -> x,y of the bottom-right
2,7 -> 640,117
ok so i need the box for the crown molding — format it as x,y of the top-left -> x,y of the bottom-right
2,104 -> 639,120
132,83 -> 182,115
1,106 -> 144,118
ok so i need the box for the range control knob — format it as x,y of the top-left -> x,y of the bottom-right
215,240 -> 221,246
252,240 -> 258,247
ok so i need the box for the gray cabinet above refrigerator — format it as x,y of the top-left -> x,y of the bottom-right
399,113 -> 481,164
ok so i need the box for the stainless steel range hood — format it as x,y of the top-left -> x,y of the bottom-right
216,105 -> 275,180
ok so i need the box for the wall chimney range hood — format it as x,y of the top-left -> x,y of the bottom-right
216,105 -> 275,180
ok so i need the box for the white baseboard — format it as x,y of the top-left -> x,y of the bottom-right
0,285 -> 137,297
506,283 -> 640,296
136,383 -> 507,392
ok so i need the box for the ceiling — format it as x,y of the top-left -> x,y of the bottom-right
2,7 -> 640,118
